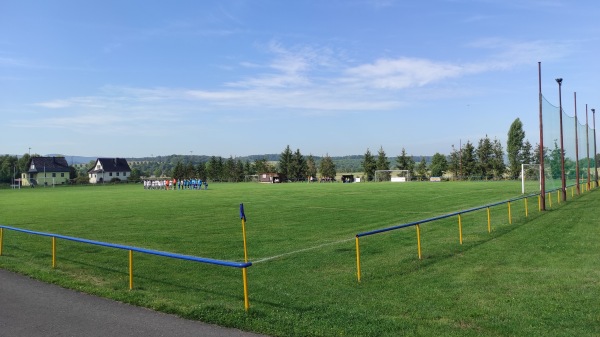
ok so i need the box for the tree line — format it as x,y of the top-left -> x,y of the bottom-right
1,118 -> 597,185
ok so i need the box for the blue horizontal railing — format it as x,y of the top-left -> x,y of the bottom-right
0,225 -> 251,268
357,192 -> 540,238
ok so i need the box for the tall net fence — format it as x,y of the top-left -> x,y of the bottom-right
541,95 -> 597,192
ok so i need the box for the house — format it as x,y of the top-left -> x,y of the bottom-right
258,172 -> 285,183
21,156 -> 70,187
88,158 -> 132,183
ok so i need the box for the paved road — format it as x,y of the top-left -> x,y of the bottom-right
0,269 -> 266,337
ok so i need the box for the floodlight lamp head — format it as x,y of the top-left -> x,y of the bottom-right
555,78 -> 563,85
592,108 -> 596,114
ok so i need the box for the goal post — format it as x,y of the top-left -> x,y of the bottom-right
374,170 -> 410,182
521,164 -> 541,194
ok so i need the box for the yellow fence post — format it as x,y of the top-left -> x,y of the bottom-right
549,192 -> 552,207
538,195 -> 541,212
355,236 -> 361,283
557,190 -> 560,204
487,207 -> 491,233
242,268 -> 250,311
524,198 -> 528,217
129,249 -> 133,290
508,201 -> 512,224
458,214 -> 463,245
0,228 -> 3,256
52,237 -> 56,268
416,224 -> 422,260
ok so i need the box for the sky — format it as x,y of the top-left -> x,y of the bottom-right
2,0 -> 600,158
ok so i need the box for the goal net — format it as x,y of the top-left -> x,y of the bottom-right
374,170 -> 410,182
521,164 -> 541,194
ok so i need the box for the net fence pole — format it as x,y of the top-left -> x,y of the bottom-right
538,62 -> 546,210
574,92 -> 581,195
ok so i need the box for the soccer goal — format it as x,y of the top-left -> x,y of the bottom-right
374,170 -> 411,182
521,164 -> 541,194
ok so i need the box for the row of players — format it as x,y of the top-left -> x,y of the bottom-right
143,179 -> 208,190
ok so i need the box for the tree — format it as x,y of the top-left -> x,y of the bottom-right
254,157 -> 269,174
375,146 -> 390,181
290,149 -> 307,181
129,168 -> 142,183
197,162 -> 207,181
491,138 -> 506,179
448,145 -> 461,180
477,135 -> 493,179
416,157 -> 428,181
361,148 -> 376,181
461,141 -> 477,178
521,140 -> 534,164
278,145 -> 293,179
306,155 -> 317,180
396,148 -> 415,176
429,153 -> 448,177
319,154 -> 336,180
172,161 -> 184,180
550,140 -> 562,179
507,118 -> 526,179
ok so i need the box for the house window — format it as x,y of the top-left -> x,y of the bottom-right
61,173 -> 64,177
116,172 -> 119,176
109,172 -> 113,176
52,173 -> 56,177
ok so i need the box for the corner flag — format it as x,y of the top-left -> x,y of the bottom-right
240,203 -> 246,222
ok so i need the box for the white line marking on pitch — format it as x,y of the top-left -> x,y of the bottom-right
253,238 -> 355,264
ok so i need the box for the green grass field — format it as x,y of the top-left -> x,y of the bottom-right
0,181 -> 598,336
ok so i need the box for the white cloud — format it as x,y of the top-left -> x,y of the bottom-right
342,58 -> 467,89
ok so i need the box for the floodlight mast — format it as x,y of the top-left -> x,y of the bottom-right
556,77 -> 567,202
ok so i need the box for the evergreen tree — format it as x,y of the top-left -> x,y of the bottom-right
254,158 -> 269,174
429,153 -> 448,177
278,145 -> 293,179
224,156 -> 236,182
375,146 -> 390,181
290,149 -> 307,181
319,153 -> 336,180
507,118 -> 526,179
550,140 -> 562,179
521,140 -> 534,164
395,148 -> 415,176
491,138 -> 506,179
197,162 -> 207,181
532,143 -> 546,165
448,145 -> 461,180
184,162 -> 195,178
361,148 -> 377,181
172,161 -> 184,180
416,157 -> 428,180
477,135 -> 493,179
306,155 -> 317,180
461,141 -> 477,178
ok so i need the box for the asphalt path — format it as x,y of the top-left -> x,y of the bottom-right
0,268 -> 267,337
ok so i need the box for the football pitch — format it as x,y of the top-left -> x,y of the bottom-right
0,181 -> 598,336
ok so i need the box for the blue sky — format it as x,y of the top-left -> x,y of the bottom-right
1,0 -> 599,158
